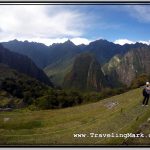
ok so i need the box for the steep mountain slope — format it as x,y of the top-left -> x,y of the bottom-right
85,39 -> 123,64
85,40 -> 147,65
2,40 -> 82,86
0,65 -> 25,109
45,40 -> 148,87
0,64 -> 52,108
0,44 -> 52,86
63,53 -> 108,91
103,45 -> 150,86
103,54 -> 122,74
2,40 -> 50,68
2,40 -> 82,69
0,88 -> 150,145
44,56 -> 75,86
45,39 -> 123,86
44,40 -> 82,86
47,40 -> 81,65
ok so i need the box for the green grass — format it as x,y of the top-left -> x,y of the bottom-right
0,88 -> 150,145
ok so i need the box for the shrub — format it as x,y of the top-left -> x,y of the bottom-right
130,74 -> 150,89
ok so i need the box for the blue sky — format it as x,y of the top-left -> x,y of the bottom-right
0,5 -> 150,45
66,5 -> 150,44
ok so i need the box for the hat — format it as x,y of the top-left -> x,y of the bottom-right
146,82 -> 150,85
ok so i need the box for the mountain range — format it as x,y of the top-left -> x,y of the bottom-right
0,44 -> 52,86
1,39 -> 150,90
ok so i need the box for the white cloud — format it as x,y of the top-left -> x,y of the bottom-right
114,39 -> 150,46
23,37 -> 69,46
0,5 -> 88,42
139,40 -> 150,45
114,39 -> 135,45
70,37 -> 91,45
3,37 -> 92,46
125,5 -> 150,23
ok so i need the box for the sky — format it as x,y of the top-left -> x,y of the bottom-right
0,5 -> 150,46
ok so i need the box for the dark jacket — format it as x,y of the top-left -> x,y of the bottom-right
143,88 -> 148,96
143,86 -> 150,96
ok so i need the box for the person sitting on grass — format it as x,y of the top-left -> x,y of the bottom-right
142,82 -> 150,106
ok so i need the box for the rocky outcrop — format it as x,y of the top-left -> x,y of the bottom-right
63,53 -> 108,91
103,45 -> 150,86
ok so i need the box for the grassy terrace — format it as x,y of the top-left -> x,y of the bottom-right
0,88 -> 150,145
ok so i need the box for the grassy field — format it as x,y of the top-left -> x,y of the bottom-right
0,88 -> 150,146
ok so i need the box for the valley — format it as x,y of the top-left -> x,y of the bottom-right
0,38 -> 150,146
2,39 -> 150,88
1,4 -> 150,146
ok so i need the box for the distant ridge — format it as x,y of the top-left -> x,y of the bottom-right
0,44 -> 53,86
